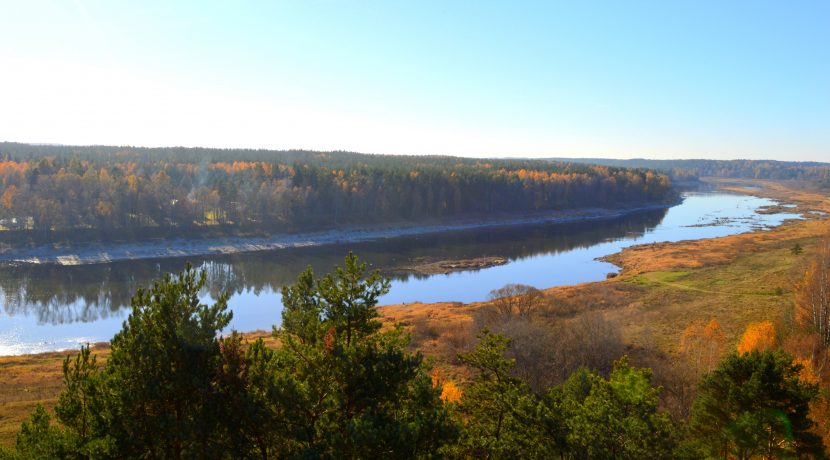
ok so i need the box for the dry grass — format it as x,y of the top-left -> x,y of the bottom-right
1,178 -> 827,446
0,344 -> 108,445
0,332 -> 277,447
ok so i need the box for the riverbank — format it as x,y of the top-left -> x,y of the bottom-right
1,179 -> 826,446
0,202 -> 676,266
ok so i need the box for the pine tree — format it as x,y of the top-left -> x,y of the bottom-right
688,350 -> 825,458
102,265 -> 232,458
559,358 -> 678,459
270,252 -> 458,458
455,330 -> 563,458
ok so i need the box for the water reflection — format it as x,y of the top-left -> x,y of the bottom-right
0,207 -> 668,325
0,192 -> 804,354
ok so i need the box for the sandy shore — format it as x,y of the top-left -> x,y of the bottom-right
0,202 -> 674,266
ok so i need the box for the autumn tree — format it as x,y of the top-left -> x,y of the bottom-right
0,142 -> 678,244
432,369 -> 463,403
737,320 -> 777,354
660,318 -> 726,419
473,308 -> 625,393
680,318 -> 725,374
796,237 -> 830,347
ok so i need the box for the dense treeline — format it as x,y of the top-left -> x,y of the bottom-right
0,143 -> 675,243
2,254 -> 826,459
551,157 -> 830,185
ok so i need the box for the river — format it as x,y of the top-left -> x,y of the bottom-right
0,192 -> 801,355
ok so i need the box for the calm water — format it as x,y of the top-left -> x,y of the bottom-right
0,192 -> 800,355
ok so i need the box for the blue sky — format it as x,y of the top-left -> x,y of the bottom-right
0,1 -> 827,160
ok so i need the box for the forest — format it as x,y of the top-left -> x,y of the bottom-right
0,143 -> 675,243
552,157 -> 830,185
1,252 -> 827,459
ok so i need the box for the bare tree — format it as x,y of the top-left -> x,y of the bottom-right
796,236 -> 830,347
487,284 -> 543,320
472,309 -> 625,393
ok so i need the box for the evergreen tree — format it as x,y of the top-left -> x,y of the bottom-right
8,406 -> 70,460
269,252 -> 458,458
455,330 -> 562,458
100,265 -> 232,458
792,242 -> 804,255
688,350 -> 825,459
54,345 -> 113,457
559,358 -> 678,459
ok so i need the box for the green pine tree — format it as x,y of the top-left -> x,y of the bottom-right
9,406 -> 70,460
100,264 -> 233,458
455,329 -> 563,458
269,252 -> 458,458
688,350 -> 825,459
559,357 -> 678,459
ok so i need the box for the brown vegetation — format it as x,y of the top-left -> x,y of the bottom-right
0,344 -> 109,444
2,177 -> 829,446
396,256 -> 508,275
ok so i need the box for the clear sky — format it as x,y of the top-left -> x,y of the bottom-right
0,1 -> 827,160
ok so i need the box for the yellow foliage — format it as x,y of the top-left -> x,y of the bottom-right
795,239 -> 830,347
431,369 -> 463,403
703,318 -> 725,342
794,357 -> 820,384
1,185 -> 17,209
440,380 -> 463,403
737,321 -> 776,354
679,318 -> 725,373
431,369 -> 442,388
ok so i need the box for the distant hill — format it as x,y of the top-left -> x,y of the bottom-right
547,157 -> 830,183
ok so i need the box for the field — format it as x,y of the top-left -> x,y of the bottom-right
1,178 -> 828,446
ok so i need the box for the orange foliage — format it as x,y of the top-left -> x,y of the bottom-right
0,160 -> 29,177
431,369 -> 463,403
126,175 -> 139,194
323,327 -> 336,352
737,321 -> 776,354
794,357 -> 820,385
212,161 -> 265,174
431,368 -> 442,388
680,318 -> 725,373
440,380 -> 462,403
795,238 -> 830,346
1,185 -> 17,210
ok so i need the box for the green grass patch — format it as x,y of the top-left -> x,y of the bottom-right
629,271 -> 692,286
